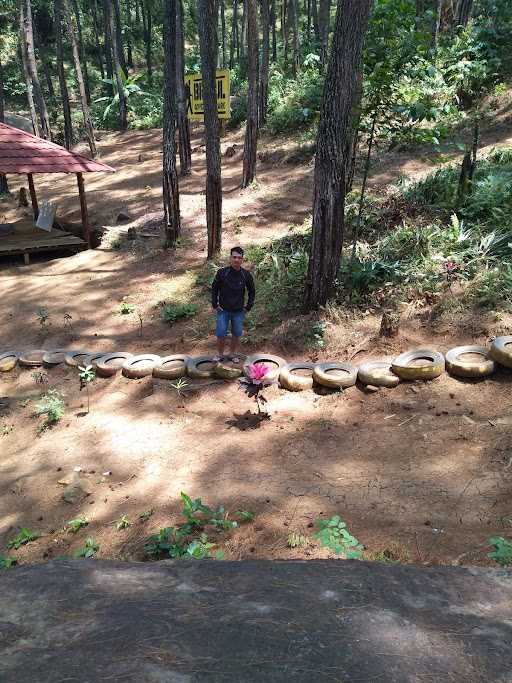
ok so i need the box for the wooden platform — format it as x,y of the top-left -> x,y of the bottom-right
0,221 -> 86,264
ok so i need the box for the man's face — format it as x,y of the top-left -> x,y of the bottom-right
230,251 -> 243,270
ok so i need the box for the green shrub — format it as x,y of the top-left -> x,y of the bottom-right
7,528 -> 39,549
488,536 -> 512,566
35,390 -> 65,430
162,303 -> 198,324
266,62 -> 324,134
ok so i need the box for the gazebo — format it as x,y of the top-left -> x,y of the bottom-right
0,122 -> 115,263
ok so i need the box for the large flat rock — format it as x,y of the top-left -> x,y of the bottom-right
1,559 -> 511,682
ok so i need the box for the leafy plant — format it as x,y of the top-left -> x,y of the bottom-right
162,303 -> 198,325
488,536 -> 512,566
31,370 -> 49,386
119,301 -> 135,315
306,322 -> 326,349
66,515 -> 89,534
1,424 -> 13,436
7,528 -> 40,549
314,515 -> 364,559
35,390 -> 65,430
139,509 -> 154,522
36,306 -> 50,332
78,365 -> 96,413
95,71 -> 157,122
287,532 -> 308,548
75,538 -> 99,559
0,554 -> 17,569
117,515 -> 131,530
170,378 -> 189,397
235,510 -> 254,522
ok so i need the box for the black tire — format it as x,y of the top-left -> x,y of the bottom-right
43,349 -> 69,366
280,363 -> 315,391
243,354 -> 287,384
446,345 -> 494,378
153,354 -> 188,380
214,361 -> 242,380
94,353 -> 134,378
357,360 -> 400,388
490,336 -> 512,369
313,362 -> 357,389
122,354 -> 161,379
65,351 -> 93,367
391,349 -> 445,381
19,350 -> 47,367
186,356 -> 218,379
0,352 -> 18,372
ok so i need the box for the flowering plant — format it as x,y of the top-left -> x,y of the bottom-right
239,363 -> 272,414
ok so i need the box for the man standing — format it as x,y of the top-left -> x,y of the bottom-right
211,246 -> 255,363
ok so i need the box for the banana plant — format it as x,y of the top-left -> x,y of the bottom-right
94,71 -> 156,121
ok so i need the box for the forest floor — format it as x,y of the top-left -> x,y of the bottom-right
1,92 -> 512,568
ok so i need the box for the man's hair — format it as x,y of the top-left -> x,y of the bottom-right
231,246 -> 244,257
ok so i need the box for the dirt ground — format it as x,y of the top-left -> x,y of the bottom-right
1,115 -> 512,569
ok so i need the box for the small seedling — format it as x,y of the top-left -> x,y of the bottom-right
66,515 -> 89,534
235,510 -> 254,522
36,306 -> 50,333
139,509 -> 154,522
78,365 -> 96,413
0,554 -> 17,569
1,424 -> 13,436
35,390 -> 65,431
119,301 -> 135,315
75,537 -> 99,559
137,312 -> 143,337
7,528 -> 40,549
314,515 -> 364,559
117,515 -> 131,530
170,378 -> 189,397
31,370 -> 49,386
287,532 -> 308,548
63,312 -> 75,338
488,536 -> 512,566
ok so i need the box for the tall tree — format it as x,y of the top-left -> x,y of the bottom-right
126,0 -> 134,68
230,0 -> 239,68
21,0 -> 52,139
176,0 -> 191,175
455,0 -> 473,26
0,55 -> 8,194
63,0 -> 97,156
104,0 -> 128,130
220,0 -> 227,68
112,0 -> 128,75
162,0 -> 181,247
103,0 -> 115,90
304,0 -> 373,310
289,0 -> 299,73
318,0 -> 330,65
270,0 -> 277,61
18,28 -> 39,135
242,0 -> 259,187
54,0 -> 74,150
92,0 -> 106,79
141,0 -> 153,85
259,0 -> 270,124
71,0 -> 92,103
198,0 -> 222,258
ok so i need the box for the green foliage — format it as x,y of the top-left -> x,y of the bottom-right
287,532 -> 308,548
139,509 -> 154,522
314,516 -> 364,559
194,261 -> 219,290
306,321 -> 326,349
266,60 -> 324,134
78,365 -> 96,385
119,302 -> 135,314
487,536 -> 512,566
35,390 -> 65,430
162,303 -> 198,324
75,538 -> 99,559
144,492 -> 253,561
36,306 -> 50,330
94,71 -> 158,123
7,528 -> 39,550
66,515 -> 89,534
0,554 -> 17,569
117,515 -> 131,530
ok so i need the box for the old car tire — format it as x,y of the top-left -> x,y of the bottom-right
122,354 -> 161,379
43,349 -> 69,366
0,352 -> 18,372
391,349 -> 445,380
19,350 -> 47,367
153,354 -> 188,380
243,353 -> 287,384
214,361 -> 242,380
357,360 -> 400,388
82,352 -> 110,369
313,362 -> 358,389
93,352 -> 134,378
490,336 -> 512,369
280,362 -> 315,391
186,356 -> 218,379
65,350 -> 93,367
445,345 -> 494,378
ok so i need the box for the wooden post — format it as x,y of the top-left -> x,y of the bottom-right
27,173 -> 39,219
76,172 -> 91,247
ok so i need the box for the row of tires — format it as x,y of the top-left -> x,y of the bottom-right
1,337 -> 512,391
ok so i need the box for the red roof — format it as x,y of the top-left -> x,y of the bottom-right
0,122 -> 116,174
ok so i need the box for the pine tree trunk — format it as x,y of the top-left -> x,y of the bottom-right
220,0 -> 227,68
0,55 -> 8,194
34,26 -> 56,101
103,0 -> 114,91
259,0 -> 270,124
126,0 -> 134,68
304,0 -> 373,311
92,0 -> 106,79
431,0 -> 442,49
282,0 -> 289,66
176,0 -> 192,175
290,0 -> 299,74
22,0 -> 52,140
455,0 -> 473,26
112,0 -> 128,75
198,0 -> 222,258
104,0 -> 128,130
312,0 -> 319,41
54,0 -> 74,150
230,0 -> 239,68
241,0 -> 247,61
271,0 -> 277,61
63,0 -> 97,156
18,28 -> 39,136
162,0 -> 181,248
318,0 -> 331,66
242,0 -> 259,187
71,0 -> 92,104
142,0 -> 153,85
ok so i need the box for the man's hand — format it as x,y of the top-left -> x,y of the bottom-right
212,306 -> 222,313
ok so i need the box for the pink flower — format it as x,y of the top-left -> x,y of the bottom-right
445,261 -> 458,272
247,363 -> 269,383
